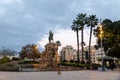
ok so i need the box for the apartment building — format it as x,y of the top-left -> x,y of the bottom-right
60,45 -> 77,62
83,46 -> 106,64
83,46 -> 96,63
60,45 -> 106,64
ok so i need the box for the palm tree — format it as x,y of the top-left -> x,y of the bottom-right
71,13 -> 87,63
86,15 -> 98,64
71,21 -> 80,62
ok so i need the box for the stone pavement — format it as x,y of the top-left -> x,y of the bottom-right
0,70 -> 120,80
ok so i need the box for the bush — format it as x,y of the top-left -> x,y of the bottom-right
75,61 -> 79,63
12,57 -> 20,61
70,60 -> 74,63
60,62 -> 101,70
0,61 -> 19,71
18,60 -> 39,64
61,62 -> 85,67
0,56 -> 10,65
62,60 -> 67,62
20,64 -> 34,68
91,63 -> 101,70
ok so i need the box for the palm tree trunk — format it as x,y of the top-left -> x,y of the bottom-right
76,30 -> 80,62
81,27 -> 84,63
88,26 -> 93,64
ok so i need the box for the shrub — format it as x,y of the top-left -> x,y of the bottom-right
18,60 -> 39,64
12,57 -> 20,61
61,62 -> 84,67
62,60 -> 67,62
20,64 -> 34,68
75,61 -> 79,63
60,62 -> 101,70
0,56 -> 10,65
91,63 -> 101,70
70,60 -> 74,63
0,61 -> 19,71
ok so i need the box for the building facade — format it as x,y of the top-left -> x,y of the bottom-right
83,46 -> 106,64
60,45 -> 106,64
60,45 -> 77,62
83,46 -> 96,63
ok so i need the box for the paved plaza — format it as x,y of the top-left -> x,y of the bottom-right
0,70 -> 120,80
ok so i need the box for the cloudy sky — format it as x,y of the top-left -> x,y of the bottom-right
0,0 -> 120,52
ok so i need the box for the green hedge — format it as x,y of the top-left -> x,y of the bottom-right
60,62 -> 101,70
91,63 -> 101,70
60,62 -> 85,67
18,60 -> 39,64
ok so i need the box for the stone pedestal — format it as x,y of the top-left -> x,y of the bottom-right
39,42 -> 60,70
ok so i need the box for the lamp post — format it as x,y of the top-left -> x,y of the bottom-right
99,24 -> 105,71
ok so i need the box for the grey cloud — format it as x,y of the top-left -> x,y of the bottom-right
0,0 -> 120,51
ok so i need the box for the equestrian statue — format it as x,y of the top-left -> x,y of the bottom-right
48,30 -> 54,43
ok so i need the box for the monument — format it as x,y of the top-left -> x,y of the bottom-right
48,30 -> 54,43
39,31 -> 60,70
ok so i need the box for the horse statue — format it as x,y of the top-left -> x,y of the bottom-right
48,30 -> 54,43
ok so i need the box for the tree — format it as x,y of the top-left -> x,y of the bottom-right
86,15 -> 98,64
94,19 -> 120,59
0,56 -> 10,64
0,47 -> 17,57
19,44 -> 40,60
71,20 -> 80,63
56,41 -> 61,47
56,40 -> 61,53
71,13 -> 87,63
105,20 -> 120,58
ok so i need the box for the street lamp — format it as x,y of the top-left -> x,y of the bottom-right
99,24 -> 105,71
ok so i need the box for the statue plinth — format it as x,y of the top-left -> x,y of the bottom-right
39,42 -> 60,70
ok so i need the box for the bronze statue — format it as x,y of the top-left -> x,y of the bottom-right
48,30 -> 54,43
